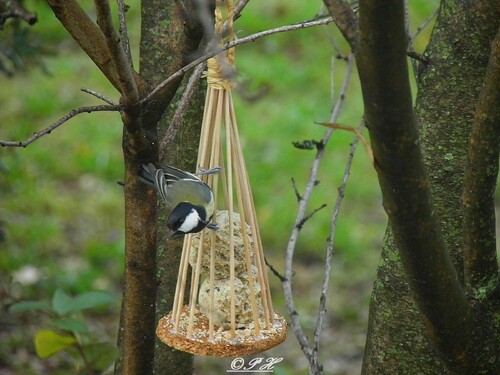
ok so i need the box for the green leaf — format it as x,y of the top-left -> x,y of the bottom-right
71,291 -> 114,312
51,289 -> 114,316
51,289 -> 74,315
82,342 -> 119,371
9,300 -> 51,313
52,317 -> 89,334
34,329 -> 77,358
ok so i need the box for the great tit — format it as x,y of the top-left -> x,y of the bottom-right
140,163 -> 218,238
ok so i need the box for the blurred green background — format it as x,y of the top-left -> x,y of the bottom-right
0,1 -> 438,374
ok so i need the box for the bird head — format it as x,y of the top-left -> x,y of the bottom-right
166,202 -> 209,238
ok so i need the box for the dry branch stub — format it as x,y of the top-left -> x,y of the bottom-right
156,2 -> 286,356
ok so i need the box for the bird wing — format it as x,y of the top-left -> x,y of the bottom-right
167,179 -> 213,209
143,164 -> 214,216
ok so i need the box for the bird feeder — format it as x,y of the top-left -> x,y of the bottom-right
156,0 -> 286,357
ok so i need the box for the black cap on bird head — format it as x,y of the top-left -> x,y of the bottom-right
166,202 -> 208,238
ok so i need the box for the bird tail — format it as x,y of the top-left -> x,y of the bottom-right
139,163 -> 170,200
159,165 -> 198,181
138,163 -> 157,187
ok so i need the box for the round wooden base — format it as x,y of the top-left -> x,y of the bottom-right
156,307 -> 287,357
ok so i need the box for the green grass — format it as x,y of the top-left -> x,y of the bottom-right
1,0 -> 440,374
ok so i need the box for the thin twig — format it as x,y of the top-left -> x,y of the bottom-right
159,63 -> 206,158
406,50 -> 429,64
220,0 -> 250,34
47,0 -> 134,92
0,104 -> 121,148
291,177 -> 303,202
312,120 -> 366,366
94,0 -> 138,104
141,16 -> 335,106
264,257 -> 287,283
282,54 -> 354,373
407,6 -> 438,73
296,203 -> 328,231
315,121 -> 374,164
233,0 -> 250,20
411,8 -> 438,41
81,88 -> 117,105
116,0 -> 133,66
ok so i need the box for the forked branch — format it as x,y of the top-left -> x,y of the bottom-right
46,0 -> 146,93
282,55 -> 355,374
94,0 -> 139,106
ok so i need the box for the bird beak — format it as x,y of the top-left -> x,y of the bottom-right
167,229 -> 177,239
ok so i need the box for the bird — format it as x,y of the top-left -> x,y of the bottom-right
139,163 -> 219,238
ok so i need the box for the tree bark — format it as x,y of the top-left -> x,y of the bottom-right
361,1 -> 500,373
462,26 -> 500,293
153,77 -> 206,374
138,1 -> 205,374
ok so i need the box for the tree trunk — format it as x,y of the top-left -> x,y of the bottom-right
362,1 -> 500,373
153,76 -> 206,374
139,1 -> 205,374
115,2 -> 205,374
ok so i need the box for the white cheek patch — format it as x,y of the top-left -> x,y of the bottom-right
177,209 -> 200,234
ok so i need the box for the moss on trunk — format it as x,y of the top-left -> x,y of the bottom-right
139,1 -> 205,374
362,1 -> 500,374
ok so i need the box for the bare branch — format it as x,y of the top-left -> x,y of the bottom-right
81,88 -> 117,105
406,50 -> 429,64
312,121 -> 365,367
116,0 -> 133,65
94,0 -> 138,105
406,5 -> 438,73
462,26 -> 500,292
316,121 -> 374,164
322,0 -> 359,50
159,63 -> 206,158
290,177 -> 303,202
265,257 -> 287,283
410,8 -> 438,41
0,104 -> 121,148
282,54 -> 354,373
46,0 -> 146,94
141,16 -> 335,106
233,0 -> 250,20
221,0 -> 250,34
296,204 -> 327,231
47,0 -> 120,91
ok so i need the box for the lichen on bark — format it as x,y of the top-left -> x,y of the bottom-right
361,1 -> 500,374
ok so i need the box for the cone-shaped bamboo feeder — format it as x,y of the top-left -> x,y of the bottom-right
156,2 -> 286,357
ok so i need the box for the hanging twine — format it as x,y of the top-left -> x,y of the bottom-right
207,0 -> 235,90
206,57 -> 233,90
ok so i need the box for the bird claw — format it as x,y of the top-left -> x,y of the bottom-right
206,223 -> 219,231
197,166 -> 222,175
